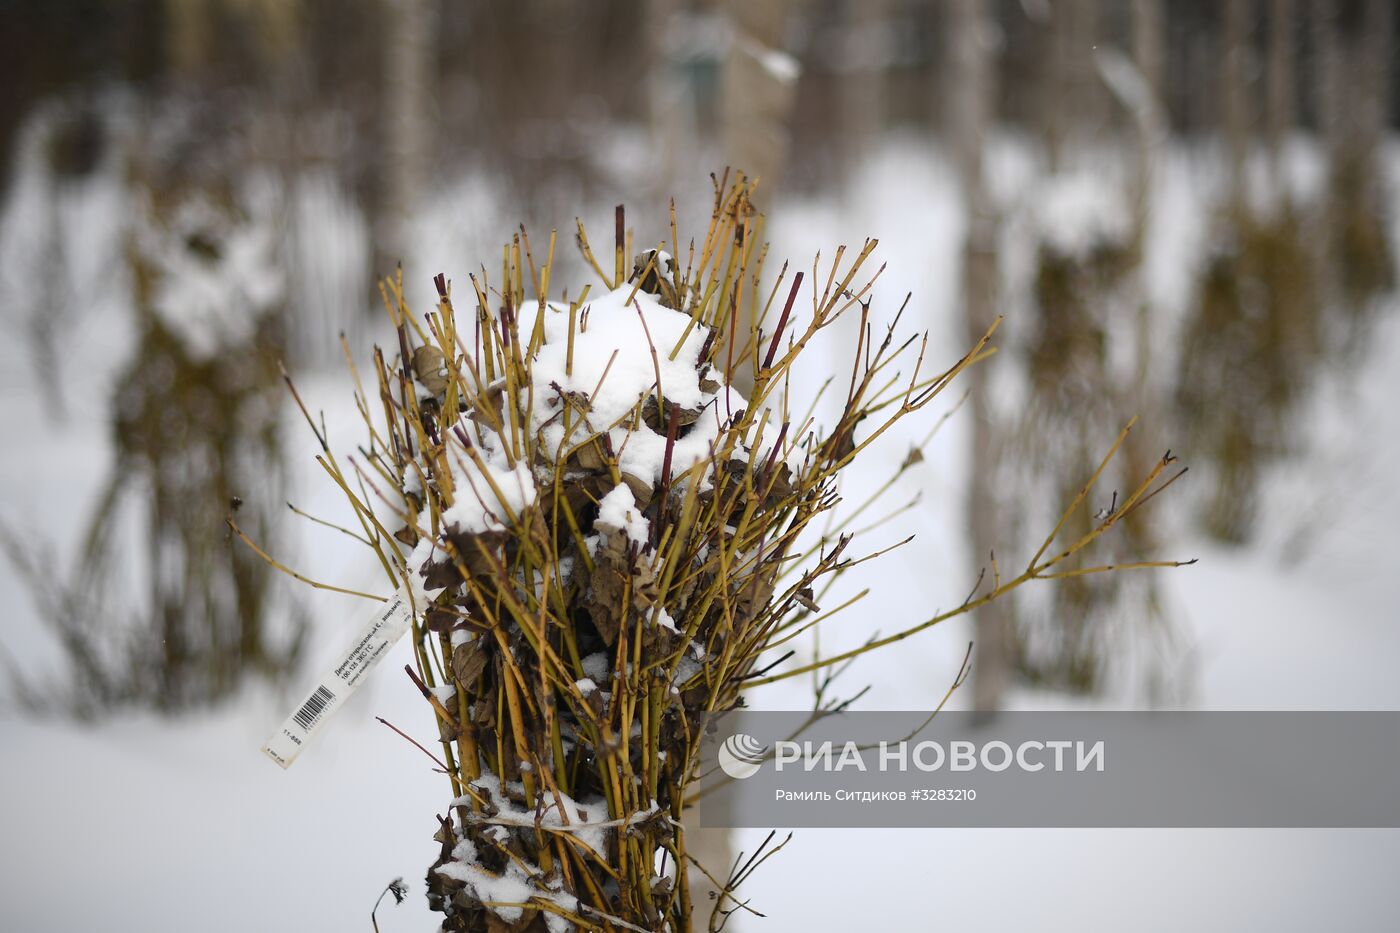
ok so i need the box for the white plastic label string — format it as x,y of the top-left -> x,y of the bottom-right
262,587 -> 418,768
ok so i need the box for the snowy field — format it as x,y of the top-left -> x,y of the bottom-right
3,137 -> 1399,931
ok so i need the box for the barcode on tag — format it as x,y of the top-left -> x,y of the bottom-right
262,586 -> 418,769
292,685 -> 336,732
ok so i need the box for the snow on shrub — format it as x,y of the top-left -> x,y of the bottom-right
251,175 -> 1184,931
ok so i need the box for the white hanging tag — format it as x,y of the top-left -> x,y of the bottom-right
261,586 -> 418,768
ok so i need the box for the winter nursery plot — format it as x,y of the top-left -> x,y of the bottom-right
242,175 -> 1185,932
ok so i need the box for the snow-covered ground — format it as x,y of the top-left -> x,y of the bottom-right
2,135 -> 1398,930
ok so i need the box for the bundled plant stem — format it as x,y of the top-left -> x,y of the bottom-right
250,174 -> 1186,932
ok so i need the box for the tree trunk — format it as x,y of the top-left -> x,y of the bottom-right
378,0 -> 435,284
1266,0 -> 1296,190
717,0 -> 798,398
1130,0 -> 1167,224
720,0 -> 798,204
1044,0 -> 1104,169
1360,0 -> 1392,156
949,0 -> 1008,717
645,0 -> 686,203
837,0 -> 890,188
1312,0 -> 1342,149
1222,0 -> 1253,199
1266,0 -> 1296,148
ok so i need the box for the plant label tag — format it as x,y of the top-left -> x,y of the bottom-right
262,587 -> 418,768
